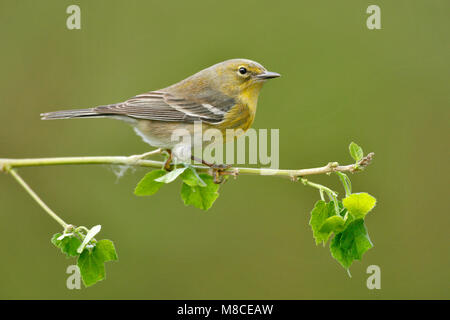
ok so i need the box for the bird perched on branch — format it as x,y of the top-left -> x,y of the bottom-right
41,59 -> 280,175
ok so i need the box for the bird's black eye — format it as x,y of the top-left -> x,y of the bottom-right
238,67 -> 247,75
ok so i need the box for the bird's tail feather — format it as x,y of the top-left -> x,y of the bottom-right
40,108 -> 101,120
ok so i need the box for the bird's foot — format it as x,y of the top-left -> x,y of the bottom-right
162,149 -> 173,171
190,156 -> 238,184
210,164 -> 238,184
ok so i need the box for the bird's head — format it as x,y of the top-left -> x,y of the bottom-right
209,59 -> 280,95
171,59 -> 280,98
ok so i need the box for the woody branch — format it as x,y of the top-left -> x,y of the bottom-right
0,152 -> 374,178
0,151 -> 374,227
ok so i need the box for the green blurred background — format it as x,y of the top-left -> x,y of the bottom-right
0,0 -> 448,299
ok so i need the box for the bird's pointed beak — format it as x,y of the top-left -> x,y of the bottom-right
256,71 -> 281,80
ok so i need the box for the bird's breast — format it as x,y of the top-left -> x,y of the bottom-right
219,82 -> 263,133
220,102 -> 255,133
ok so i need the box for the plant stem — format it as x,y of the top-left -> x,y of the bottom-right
7,169 -> 68,228
336,172 -> 352,197
319,189 -> 325,201
300,178 -> 341,212
300,177 -> 341,213
0,152 -> 374,226
0,152 -> 374,179
299,178 -> 338,198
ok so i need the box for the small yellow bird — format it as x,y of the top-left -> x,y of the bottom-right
41,59 -> 280,171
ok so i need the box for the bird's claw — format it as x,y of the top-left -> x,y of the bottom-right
209,165 -> 238,184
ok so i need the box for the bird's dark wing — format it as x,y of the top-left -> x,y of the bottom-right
93,90 -> 236,123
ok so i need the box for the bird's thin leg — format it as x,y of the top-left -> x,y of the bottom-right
190,156 -> 232,170
163,149 -> 173,171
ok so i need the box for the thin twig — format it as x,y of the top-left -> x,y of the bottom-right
7,169 -> 68,228
300,178 -> 338,197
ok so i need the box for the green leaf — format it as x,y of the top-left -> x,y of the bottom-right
77,239 -> 118,287
330,219 -> 373,269
134,170 -> 167,196
180,174 -> 219,210
154,167 -> 187,183
77,247 -> 106,287
309,201 -> 338,246
77,225 -> 101,254
181,167 -> 206,187
342,192 -> 377,219
51,233 -> 62,246
349,142 -> 364,162
95,239 -> 118,262
51,233 -> 82,258
320,215 -> 346,234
